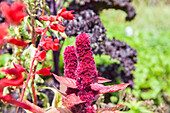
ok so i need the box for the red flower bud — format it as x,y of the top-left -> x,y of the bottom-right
49,15 -> 56,22
57,8 -> 67,16
39,15 -> 49,21
60,10 -> 75,20
50,23 -> 65,33
52,39 -> 60,51
35,50 -> 46,61
35,27 -> 44,34
40,37 -> 53,51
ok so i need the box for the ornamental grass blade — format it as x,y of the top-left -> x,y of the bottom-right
91,83 -> 131,94
97,77 -> 112,83
62,93 -> 85,107
97,104 -> 124,113
53,74 -> 77,88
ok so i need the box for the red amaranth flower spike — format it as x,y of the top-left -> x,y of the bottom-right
0,1 -> 27,25
36,66 -> 52,76
75,33 -> 97,89
60,33 -> 131,113
35,50 -> 46,61
64,46 -> 77,79
7,38 -> 27,47
50,23 -> 66,32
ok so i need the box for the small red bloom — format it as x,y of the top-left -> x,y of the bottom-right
0,68 -> 24,88
0,2 -> 27,25
39,15 -> 57,22
50,23 -> 66,32
7,38 -> 27,47
39,15 -> 49,21
40,37 -> 60,51
35,50 -> 46,61
52,39 -> 60,51
58,8 -> 75,20
35,27 -> 44,34
40,37 -> 53,51
36,66 -> 52,76
49,15 -> 56,22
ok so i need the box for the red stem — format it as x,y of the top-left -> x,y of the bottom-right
31,74 -> 37,105
16,25 -> 50,113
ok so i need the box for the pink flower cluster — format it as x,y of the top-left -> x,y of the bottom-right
54,33 -> 131,113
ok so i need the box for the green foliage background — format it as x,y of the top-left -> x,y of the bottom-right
99,1 -> 170,105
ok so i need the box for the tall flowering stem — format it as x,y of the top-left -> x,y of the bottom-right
19,25 -> 50,102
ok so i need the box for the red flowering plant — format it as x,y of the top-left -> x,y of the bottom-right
0,0 -> 75,112
0,0 -> 130,113
52,33 -> 131,113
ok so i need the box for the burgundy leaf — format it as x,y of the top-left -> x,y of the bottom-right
0,95 -> 44,113
62,93 -> 85,107
91,83 -> 130,94
23,99 -> 45,113
53,85 -> 67,97
97,77 -> 112,83
90,83 -> 105,91
97,104 -> 124,113
53,74 -> 77,88
36,66 -> 52,76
